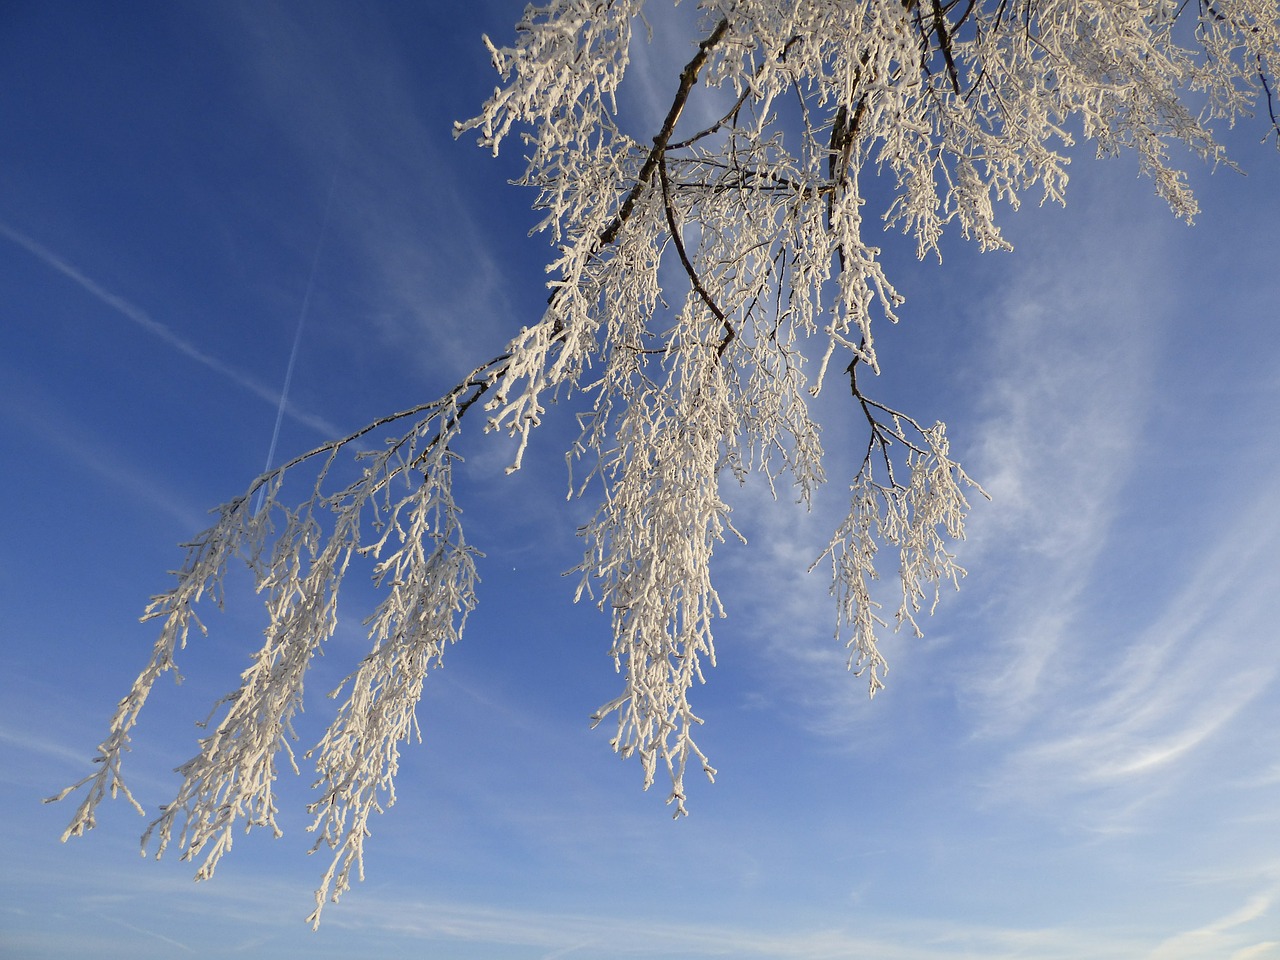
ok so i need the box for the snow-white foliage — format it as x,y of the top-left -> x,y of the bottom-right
53,0 -> 1279,924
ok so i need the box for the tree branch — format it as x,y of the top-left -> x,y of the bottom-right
930,0 -> 963,94
598,17 -> 730,248
657,153 -> 735,358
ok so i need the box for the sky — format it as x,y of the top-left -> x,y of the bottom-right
2,2 -> 1280,958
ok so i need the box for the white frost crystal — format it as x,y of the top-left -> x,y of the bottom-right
53,0 -> 1279,925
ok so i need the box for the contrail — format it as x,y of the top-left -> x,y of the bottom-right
98,914 -> 196,953
254,167 -> 341,513
0,221 -> 342,439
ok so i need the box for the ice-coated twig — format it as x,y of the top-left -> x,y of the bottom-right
51,0 -> 1280,923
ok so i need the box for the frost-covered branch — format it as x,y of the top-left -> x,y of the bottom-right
49,352 -> 506,920
52,0 -> 1279,923
815,366 -> 986,693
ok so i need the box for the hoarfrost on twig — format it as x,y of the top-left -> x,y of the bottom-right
52,0 -> 1280,922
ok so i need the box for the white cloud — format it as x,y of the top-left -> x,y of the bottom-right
952,164 -> 1280,831
1231,944 -> 1280,960
1147,892 -> 1277,960
208,1 -> 520,385
962,235 -> 1164,731
991,468 -> 1280,805
329,893 -> 1154,960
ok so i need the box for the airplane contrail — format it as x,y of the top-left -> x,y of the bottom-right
254,165 -> 341,512
0,220 -> 343,439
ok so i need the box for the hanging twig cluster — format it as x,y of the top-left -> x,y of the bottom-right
52,0 -> 1279,925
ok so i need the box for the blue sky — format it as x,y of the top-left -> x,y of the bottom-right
3,2 -> 1280,958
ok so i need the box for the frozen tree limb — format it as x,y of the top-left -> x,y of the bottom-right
52,0 -> 1280,923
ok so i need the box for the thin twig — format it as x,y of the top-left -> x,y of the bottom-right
657,154 -> 735,357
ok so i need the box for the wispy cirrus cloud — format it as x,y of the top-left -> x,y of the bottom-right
1147,891 -> 1280,960
959,171 -> 1280,827
328,892 -> 1154,960
992,467 -> 1280,799
961,237 -> 1163,733
0,363 -> 208,530
202,1 -> 520,384
0,724 -> 94,770
0,221 -> 341,439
